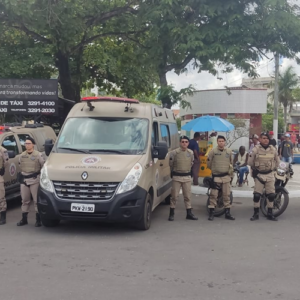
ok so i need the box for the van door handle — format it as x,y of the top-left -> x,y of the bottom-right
160,163 -> 164,166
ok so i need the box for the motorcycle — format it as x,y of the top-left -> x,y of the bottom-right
260,161 -> 293,217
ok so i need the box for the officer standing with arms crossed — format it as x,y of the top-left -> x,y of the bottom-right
248,132 -> 280,221
207,135 -> 235,221
17,137 -> 45,227
168,136 -> 198,221
0,146 -> 9,225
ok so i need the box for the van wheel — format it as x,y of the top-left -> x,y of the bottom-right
136,193 -> 152,230
41,216 -> 60,227
165,195 -> 171,205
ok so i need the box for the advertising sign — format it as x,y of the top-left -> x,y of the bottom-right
288,124 -> 300,132
0,79 -> 58,115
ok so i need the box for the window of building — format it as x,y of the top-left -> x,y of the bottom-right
2,135 -> 19,154
160,124 -> 170,147
215,113 -> 221,117
227,113 -> 235,118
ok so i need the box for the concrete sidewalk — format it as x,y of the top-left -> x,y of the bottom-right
192,164 -> 300,199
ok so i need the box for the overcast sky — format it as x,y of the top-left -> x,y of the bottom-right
167,56 -> 300,92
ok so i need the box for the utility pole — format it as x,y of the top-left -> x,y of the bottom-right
273,53 -> 280,141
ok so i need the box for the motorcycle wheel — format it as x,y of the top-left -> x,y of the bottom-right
206,191 -> 233,217
260,191 -> 289,217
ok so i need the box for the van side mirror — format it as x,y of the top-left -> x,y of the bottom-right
45,139 -> 54,156
153,141 -> 168,160
7,150 -> 15,159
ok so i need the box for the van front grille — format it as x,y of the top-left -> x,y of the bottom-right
53,181 -> 119,201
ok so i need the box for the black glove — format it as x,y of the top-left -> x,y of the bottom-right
252,168 -> 259,178
17,172 -> 24,184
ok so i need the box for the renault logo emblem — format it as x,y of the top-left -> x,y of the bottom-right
81,171 -> 88,180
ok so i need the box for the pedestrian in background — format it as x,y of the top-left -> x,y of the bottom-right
279,133 -> 294,163
168,136 -> 198,221
233,146 -> 249,187
208,132 -> 218,149
17,137 -> 45,227
291,132 -> 297,149
249,134 -> 259,153
188,132 -> 201,185
268,131 -> 277,148
0,146 -> 9,225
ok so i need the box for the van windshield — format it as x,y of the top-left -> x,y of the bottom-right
56,117 -> 149,155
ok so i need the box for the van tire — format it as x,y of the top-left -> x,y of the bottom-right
165,195 -> 171,205
41,217 -> 60,227
136,193 -> 152,230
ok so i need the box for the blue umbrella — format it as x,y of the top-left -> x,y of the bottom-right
182,115 -> 234,132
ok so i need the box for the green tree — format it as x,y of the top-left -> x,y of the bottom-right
0,0 -> 144,101
269,66 -> 299,130
291,88 -> 300,112
2,0 -> 300,111
136,0 -> 300,107
262,103 -> 285,133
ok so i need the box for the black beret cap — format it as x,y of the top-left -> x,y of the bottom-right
180,136 -> 190,141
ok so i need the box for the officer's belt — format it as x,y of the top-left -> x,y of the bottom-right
258,170 -> 272,175
173,172 -> 190,177
23,172 -> 40,179
212,173 -> 229,177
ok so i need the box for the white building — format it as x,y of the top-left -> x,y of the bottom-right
180,88 -> 267,150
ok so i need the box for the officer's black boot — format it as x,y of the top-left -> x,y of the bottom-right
17,213 -> 28,226
0,211 -> 6,225
267,208 -> 277,221
225,208 -> 235,220
168,208 -> 175,221
208,208 -> 214,221
35,213 -> 42,227
250,207 -> 259,221
186,209 -> 198,220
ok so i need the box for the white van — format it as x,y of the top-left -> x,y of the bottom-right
38,97 -> 179,230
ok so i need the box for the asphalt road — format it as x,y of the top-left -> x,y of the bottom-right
1,195 -> 300,300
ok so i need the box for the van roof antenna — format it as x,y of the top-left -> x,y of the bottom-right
125,103 -> 134,112
81,100 -> 95,111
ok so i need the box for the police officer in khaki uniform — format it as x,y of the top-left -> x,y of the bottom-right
248,132 -> 280,221
0,146 -> 9,225
168,136 -> 198,221
17,137 -> 45,227
207,135 -> 235,221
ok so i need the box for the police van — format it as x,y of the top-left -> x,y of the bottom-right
38,97 -> 179,230
0,124 -> 57,200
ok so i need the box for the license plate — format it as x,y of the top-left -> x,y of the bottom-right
71,203 -> 95,213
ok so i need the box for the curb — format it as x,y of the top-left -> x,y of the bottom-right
192,186 -> 300,199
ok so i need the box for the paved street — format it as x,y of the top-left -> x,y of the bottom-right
1,194 -> 300,300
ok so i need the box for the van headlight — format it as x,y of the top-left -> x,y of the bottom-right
116,163 -> 142,194
40,165 -> 54,193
